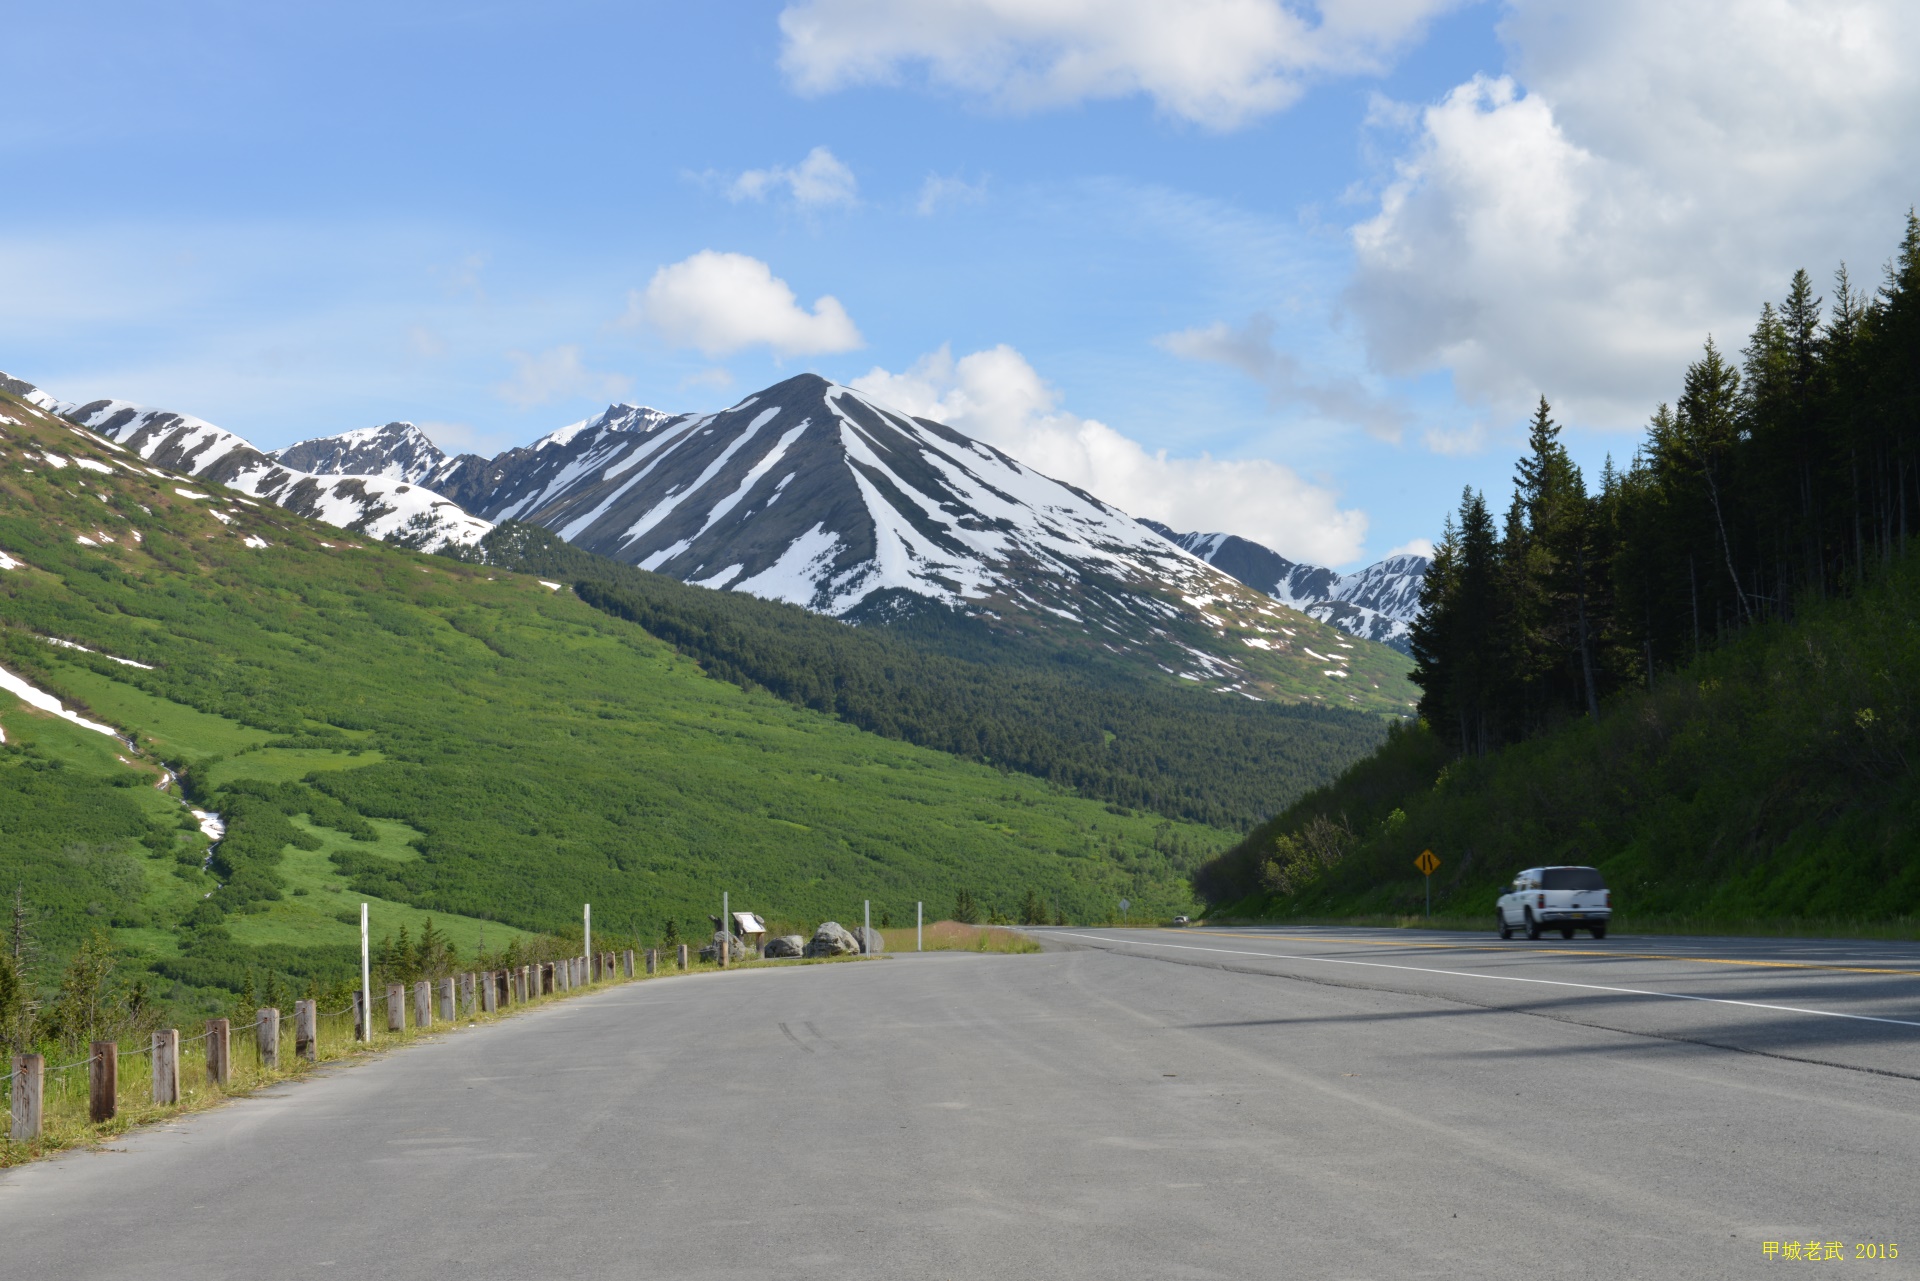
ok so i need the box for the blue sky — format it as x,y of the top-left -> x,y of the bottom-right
5,1 -> 1915,568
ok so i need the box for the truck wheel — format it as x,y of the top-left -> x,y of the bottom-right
1498,913 -> 1512,940
1560,925 -> 1576,940
1525,911 -> 1541,941
1590,923 -> 1608,940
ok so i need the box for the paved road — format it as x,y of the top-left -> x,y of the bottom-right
3,929 -> 1916,1280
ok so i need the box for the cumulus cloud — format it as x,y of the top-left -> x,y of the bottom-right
778,0 -> 1460,129
1156,314 -> 1408,442
493,346 -> 630,409
627,251 -> 864,358
730,146 -> 859,208
852,343 -> 1368,564
1349,0 -> 1920,429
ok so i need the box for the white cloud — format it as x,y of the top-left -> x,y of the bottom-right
1383,536 -> 1435,559
1349,0 -> 1920,429
915,173 -> 987,215
1156,314 -> 1407,442
492,346 -> 630,409
628,251 -> 864,358
730,146 -> 859,208
778,0 -> 1461,129
852,343 -> 1368,564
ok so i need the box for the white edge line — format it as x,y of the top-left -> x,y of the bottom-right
1056,932 -> 1920,1031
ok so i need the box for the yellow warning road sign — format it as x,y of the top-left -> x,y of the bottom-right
1415,849 -> 1440,876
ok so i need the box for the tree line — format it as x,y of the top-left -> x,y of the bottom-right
1412,215 -> 1920,752
458,523 -> 1388,831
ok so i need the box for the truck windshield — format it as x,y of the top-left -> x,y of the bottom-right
1542,868 -> 1605,891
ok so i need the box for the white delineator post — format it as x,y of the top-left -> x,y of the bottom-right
583,903 -> 591,976
722,891 -> 730,969
917,901 -> 923,952
359,903 -> 372,1042
864,900 -> 871,954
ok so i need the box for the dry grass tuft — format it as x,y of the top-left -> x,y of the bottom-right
880,921 -> 1042,954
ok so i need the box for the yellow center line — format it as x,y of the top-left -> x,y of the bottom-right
1173,930 -> 1920,978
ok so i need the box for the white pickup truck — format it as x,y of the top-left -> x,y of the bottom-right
1497,866 -> 1611,940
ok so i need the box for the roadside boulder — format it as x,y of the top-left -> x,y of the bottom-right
857,925 -> 885,955
764,934 -> 805,959
699,931 -> 748,963
804,921 -> 860,958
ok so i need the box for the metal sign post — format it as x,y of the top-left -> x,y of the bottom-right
864,900 -> 870,954
1415,850 -> 1441,918
917,901 -> 922,952
583,902 -> 591,969
359,903 -> 372,1041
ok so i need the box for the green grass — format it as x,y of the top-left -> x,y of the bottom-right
45,663 -> 271,761
202,748 -> 386,789
223,816 -> 538,955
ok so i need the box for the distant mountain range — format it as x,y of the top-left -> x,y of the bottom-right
4,370 -> 1416,710
2,378 -> 490,551
1138,523 -> 1427,654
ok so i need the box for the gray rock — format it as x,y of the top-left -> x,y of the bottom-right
804,921 -> 860,958
857,925 -> 885,955
764,934 -> 806,958
698,931 -> 748,963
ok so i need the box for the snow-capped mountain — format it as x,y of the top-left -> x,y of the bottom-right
270,421 -> 450,484
43,390 -> 489,551
422,374 -> 1412,708
1141,523 -> 1428,654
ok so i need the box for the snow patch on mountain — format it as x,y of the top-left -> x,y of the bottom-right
55,398 -> 490,551
1141,521 -> 1427,654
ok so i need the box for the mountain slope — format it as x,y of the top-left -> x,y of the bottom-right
0,382 -> 1225,1009
393,374 -> 1418,712
460,523 -> 1392,829
1143,521 -> 1427,654
5,376 -> 492,551
1195,549 -> 1920,928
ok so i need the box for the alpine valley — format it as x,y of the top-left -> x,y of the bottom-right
0,369 -> 1407,1021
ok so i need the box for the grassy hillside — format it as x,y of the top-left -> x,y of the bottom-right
1196,549 -> 1920,932
461,523 -> 1393,831
0,389 -> 1229,1021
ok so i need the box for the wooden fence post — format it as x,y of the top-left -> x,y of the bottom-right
437,977 -> 455,1023
646,948 -> 657,975
294,1000 -> 317,1063
10,1054 -> 42,1141
152,1029 -> 181,1105
206,1019 -> 230,1086
414,980 -> 432,1029
559,959 -> 571,993
623,949 -> 635,978
497,969 -> 510,1007
386,984 -> 405,1033
89,1041 -> 118,1122
677,943 -> 689,970
460,973 -> 475,1018
481,972 -> 497,1014
258,1009 -> 280,1070
352,991 -> 365,1042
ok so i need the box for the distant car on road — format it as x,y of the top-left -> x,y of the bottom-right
1498,866 -> 1610,940
1171,915 -> 1190,927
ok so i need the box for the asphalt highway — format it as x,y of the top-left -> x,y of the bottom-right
3,928 -> 1915,1279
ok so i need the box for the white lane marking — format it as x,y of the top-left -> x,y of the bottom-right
1057,932 -> 1920,1031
